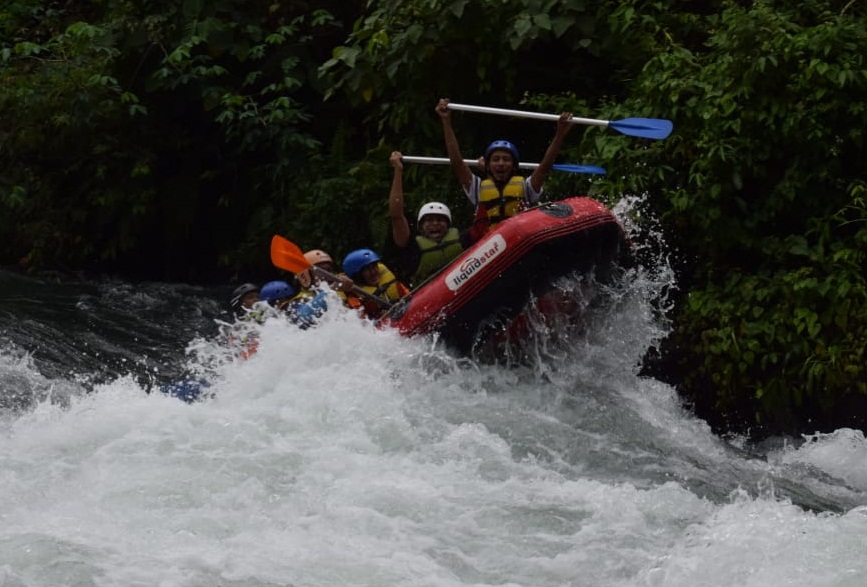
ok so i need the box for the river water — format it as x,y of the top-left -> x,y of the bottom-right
1,208 -> 866,586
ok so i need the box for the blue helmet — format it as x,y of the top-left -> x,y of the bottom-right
484,140 -> 519,166
259,280 -> 295,304
342,248 -> 381,277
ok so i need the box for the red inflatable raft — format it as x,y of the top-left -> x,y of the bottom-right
381,196 -> 629,353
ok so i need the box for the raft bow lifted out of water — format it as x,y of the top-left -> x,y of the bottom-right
380,196 -> 629,354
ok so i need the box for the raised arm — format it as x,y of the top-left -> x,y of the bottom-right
435,98 -> 474,191
528,111 -> 574,193
389,151 -> 412,248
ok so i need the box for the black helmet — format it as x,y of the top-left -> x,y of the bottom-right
230,283 -> 259,314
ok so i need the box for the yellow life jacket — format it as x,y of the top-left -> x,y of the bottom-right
358,263 -> 409,303
413,227 -> 463,285
479,176 -> 526,228
350,263 -> 409,320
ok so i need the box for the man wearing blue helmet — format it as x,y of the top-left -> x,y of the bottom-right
259,280 -> 295,309
435,97 -> 573,237
260,279 -> 328,329
341,248 -> 409,319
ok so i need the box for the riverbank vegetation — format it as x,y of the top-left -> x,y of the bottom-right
2,0 -> 865,437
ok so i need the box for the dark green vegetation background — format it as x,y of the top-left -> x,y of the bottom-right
2,0 -> 865,438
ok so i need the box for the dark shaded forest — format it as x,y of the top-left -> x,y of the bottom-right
2,0 -> 866,438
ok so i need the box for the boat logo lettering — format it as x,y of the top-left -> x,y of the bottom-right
445,234 -> 506,291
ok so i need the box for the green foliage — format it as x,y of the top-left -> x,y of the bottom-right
2,0 -> 866,435
0,0 -> 346,278
627,0 -> 867,433
676,181 -> 867,431
1,2 -> 141,266
646,1 -> 863,253
319,0 -> 618,139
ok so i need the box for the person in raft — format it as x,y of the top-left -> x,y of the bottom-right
388,150 -> 473,288
293,248 -> 352,298
435,97 -> 574,238
229,282 -> 262,321
261,278 -> 329,329
259,280 -> 296,311
225,282 -> 264,358
285,248 -> 356,327
295,249 -> 348,293
341,248 -> 410,320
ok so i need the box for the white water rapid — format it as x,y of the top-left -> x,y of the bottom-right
2,282 -> 866,586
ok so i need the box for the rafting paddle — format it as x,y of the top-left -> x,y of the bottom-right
270,235 -> 394,309
446,102 -> 673,140
400,155 -> 606,175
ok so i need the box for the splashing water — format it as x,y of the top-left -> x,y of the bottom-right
1,197 -> 866,587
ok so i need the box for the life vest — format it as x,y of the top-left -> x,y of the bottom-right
284,290 -> 329,329
478,176 -> 526,230
413,227 -> 463,285
351,263 -> 409,319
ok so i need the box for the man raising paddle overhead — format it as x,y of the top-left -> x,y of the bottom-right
388,150 -> 472,287
435,97 -> 574,239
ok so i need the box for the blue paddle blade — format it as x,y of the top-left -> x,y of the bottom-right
608,117 -> 673,140
552,163 -> 607,175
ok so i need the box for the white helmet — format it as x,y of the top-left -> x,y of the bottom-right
417,202 -> 452,225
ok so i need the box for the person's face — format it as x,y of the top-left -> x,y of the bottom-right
241,291 -> 259,308
359,263 -> 380,286
316,261 -> 335,274
487,150 -> 514,182
419,214 -> 449,242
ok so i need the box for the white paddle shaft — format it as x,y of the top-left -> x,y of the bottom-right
401,155 -> 541,170
446,102 -> 609,128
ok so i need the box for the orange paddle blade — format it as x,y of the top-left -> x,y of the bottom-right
270,235 -> 312,274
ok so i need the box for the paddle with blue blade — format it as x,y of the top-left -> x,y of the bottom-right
270,235 -> 394,309
400,155 -> 606,175
446,102 -> 673,140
